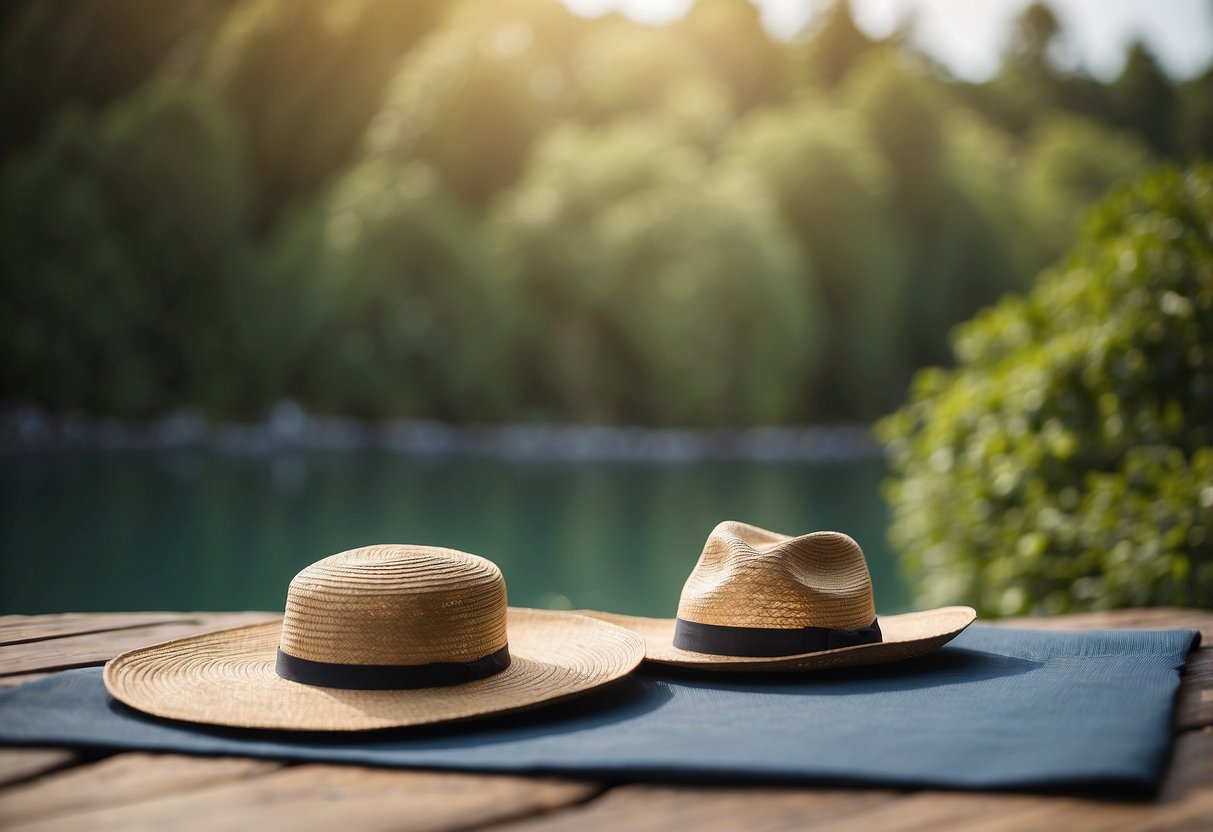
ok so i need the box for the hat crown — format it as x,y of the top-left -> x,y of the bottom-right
279,544 -> 507,666
677,522 -> 875,631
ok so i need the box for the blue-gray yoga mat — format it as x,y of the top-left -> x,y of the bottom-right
0,626 -> 1198,792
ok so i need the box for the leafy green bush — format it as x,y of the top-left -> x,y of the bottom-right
879,165 -> 1213,615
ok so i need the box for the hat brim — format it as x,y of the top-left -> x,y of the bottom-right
579,606 -> 976,671
104,608 -> 644,731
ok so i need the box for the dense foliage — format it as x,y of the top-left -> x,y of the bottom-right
2,0 -> 1208,424
879,166 -> 1213,615
1,83 -> 253,416
488,120 -> 819,425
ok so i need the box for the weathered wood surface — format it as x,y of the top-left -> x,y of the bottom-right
1176,650 -> 1213,731
0,749 -> 79,788
0,613 -> 222,645
0,612 -> 277,679
0,609 -> 1208,831
3,763 -> 598,832
0,753 -> 282,828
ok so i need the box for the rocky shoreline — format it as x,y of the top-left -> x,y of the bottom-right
0,402 -> 881,463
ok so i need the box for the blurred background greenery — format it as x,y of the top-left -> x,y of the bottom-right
1,0 -> 1210,616
5,0 -> 1210,424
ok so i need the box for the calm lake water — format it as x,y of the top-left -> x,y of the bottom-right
1,452 -> 909,617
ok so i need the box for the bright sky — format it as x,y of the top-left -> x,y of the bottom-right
560,0 -> 1213,81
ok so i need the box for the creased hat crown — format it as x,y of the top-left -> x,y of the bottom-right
279,544 -> 508,666
677,521 -> 876,632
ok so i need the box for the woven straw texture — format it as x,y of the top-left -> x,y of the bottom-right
104,545 -> 644,731
583,521 -> 975,670
678,522 -> 876,631
585,608 -> 977,670
279,545 -> 508,665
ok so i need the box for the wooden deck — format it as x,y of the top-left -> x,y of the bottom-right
0,608 -> 1209,831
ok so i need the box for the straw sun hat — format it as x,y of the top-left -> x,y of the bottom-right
105,545 -> 644,731
585,521 -> 976,671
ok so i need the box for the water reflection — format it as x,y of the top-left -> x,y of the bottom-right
1,452 -> 907,616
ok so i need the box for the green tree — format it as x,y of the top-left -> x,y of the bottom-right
365,0 -> 582,206
1178,68 -> 1213,160
843,50 -> 948,214
261,159 -> 517,420
1,83 -> 254,417
204,0 -> 442,226
488,119 -> 822,425
941,108 -> 1039,315
843,51 -> 1026,370
566,18 -> 733,149
976,2 -> 1064,134
880,165 -> 1213,616
0,0 -> 223,157
1019,112 -> 1154,264
726,97 -> 909,418
1005,2 -> 1061,71
675,0 -> 790,111
973,2 -> 1111,136
1108,42 -> 1179,159
794,0 -> 879,89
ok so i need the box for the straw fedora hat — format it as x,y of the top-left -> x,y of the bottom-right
105,544 -> 644,731
584,521 -> 975,671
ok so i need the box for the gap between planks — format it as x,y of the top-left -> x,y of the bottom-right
0,612 -> 278,677
489,729 -> 1213,832
0,610 -> 1208,832
0,613 -> 210,647
0,754 -> 603,832
0,748 -> 82,789
0,752 -> 283,827
0,611 -> 276,644
1175,648 -> 1213,732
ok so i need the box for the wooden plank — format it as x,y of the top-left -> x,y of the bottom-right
1159,726 -> 1213,801
517,729 -> 1213,832
828,793 -> 1089,832
0,752 -> 281,827
851,729 -> 1211,832
812,728 -> 1213,832
0,749 -> 79,788
0,614 -> 212,646
500,656 -> 1212,832
3,764 -> 600,832
806,792 -> 1054,832
493,785 -> 902,832
1176,649 -> 1213,732
995,608 -> 1213,642
0,613 -> 278,677
1,608 -> 1206,832
500,778 -> 1207,832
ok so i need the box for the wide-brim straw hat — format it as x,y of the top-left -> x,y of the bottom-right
583,521 -> 975,671
105,545 -> 644,731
